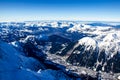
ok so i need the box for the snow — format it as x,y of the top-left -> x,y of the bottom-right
0,41 -> 71,80
103,33 -> 119,42
67,22 -> 120,58
1,21 -> 120,80
98,32 -> 120,57
10,41 -> 19,47
37,69 -> 70,80
19,35 -> 35,43
20,29 -> 32,33
60,22 -> 71,28
67,24 -> 81,32
0,41 -> 42,78
81,70 -> 87,75
118,76 -> 120,80
0,69 -> 41,80
51,21 -> 59,28
78,37 -> 97,50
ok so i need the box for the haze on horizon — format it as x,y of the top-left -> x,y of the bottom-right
0,0 -> 120,22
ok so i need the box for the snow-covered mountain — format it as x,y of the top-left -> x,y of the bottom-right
0,21 -> 120,80
0,41 -> 73,80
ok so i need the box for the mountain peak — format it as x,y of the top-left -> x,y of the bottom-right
78,37 -> 97,50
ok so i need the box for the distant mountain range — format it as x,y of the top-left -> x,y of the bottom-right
0,21 -> 120,80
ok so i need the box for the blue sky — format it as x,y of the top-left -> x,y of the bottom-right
0,0 -> 120,22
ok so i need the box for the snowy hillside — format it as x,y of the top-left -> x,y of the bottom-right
0,41 -> 73,80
